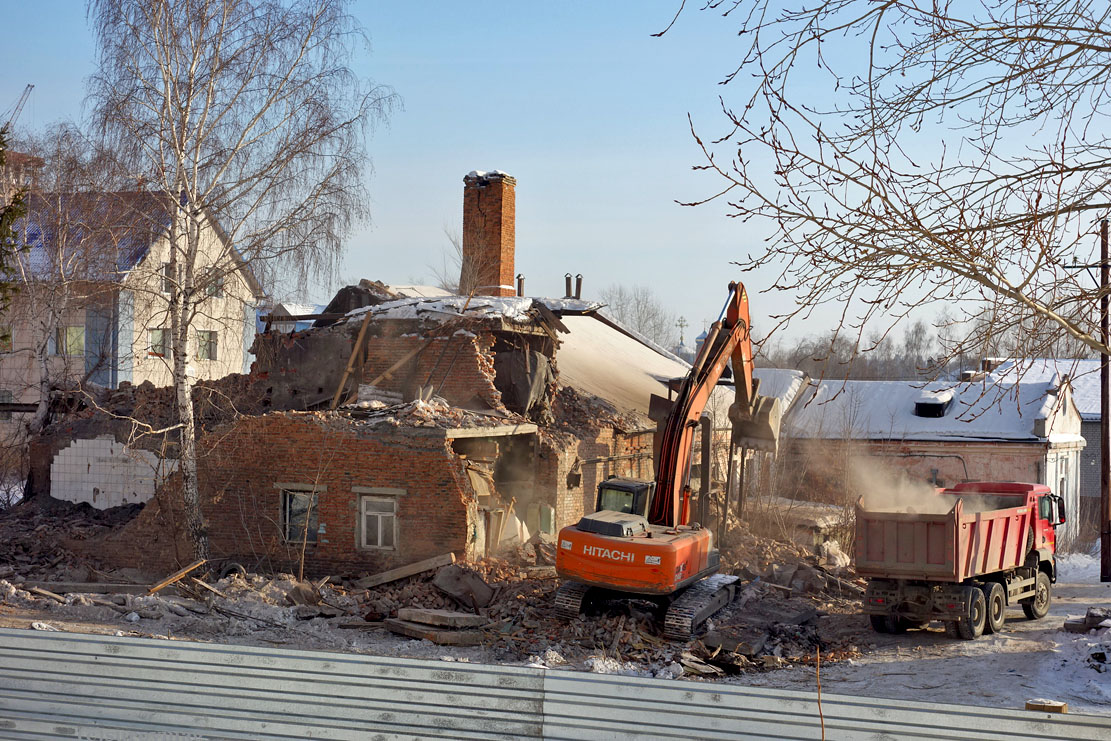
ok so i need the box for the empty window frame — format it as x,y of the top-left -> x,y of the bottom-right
281,488 -> 318,544
0,389 -> 11,421
161,262 -> 174,293
149,328 -> 170,358
196,329 -> 218,361
204,270 -> 225,298
0,326 -> 11,353
53,326 -> 85,356
360,495 -> 397,550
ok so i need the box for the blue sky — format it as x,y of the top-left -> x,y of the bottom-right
1,1 -> 803,343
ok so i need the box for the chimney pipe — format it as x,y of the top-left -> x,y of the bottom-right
516,274 -> 525,297
461,170 -> 516,297
575,274 -> 583,300
565,273 -> 573,298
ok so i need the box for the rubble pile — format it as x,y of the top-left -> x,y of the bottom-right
551,386 -> 646,439
0,497 -> 867,681
0,497 -> 138,584
345,397 -> 527,431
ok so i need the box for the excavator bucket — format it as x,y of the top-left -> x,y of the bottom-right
730,394 -> 781,453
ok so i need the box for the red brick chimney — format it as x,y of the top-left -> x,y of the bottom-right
461,170 -> 516,297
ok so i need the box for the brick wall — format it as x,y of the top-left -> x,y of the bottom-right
537,427 -> 655,530
361,330 -> 503,411
78,413 -> 478,576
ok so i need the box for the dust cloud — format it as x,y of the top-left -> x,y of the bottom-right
853,461 -> 954,515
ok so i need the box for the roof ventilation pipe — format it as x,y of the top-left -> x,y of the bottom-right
575,274 -> 583,300
516,274 -> 525,297
565,273 -> 573,298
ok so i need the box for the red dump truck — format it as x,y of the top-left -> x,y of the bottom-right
855,481 -> 1066,639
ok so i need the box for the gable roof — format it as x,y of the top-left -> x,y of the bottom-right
989,358 -> 1101,421
13,191 -> 263,298
16,191 -> 173,280
784,378 -> 1078,443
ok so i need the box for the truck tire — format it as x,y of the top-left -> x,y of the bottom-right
982,582 -> 1006,634
956,586 -> 986,639
1021,570 -> 1052,620
944,620 -> 960,638
870,613 -> 911,633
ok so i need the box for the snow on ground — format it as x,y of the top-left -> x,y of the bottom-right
1059,551 -> 1103,583
724,577 -> 1111,716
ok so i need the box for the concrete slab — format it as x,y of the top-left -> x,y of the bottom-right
395,608 -> 486,628
384,618 -> 483,646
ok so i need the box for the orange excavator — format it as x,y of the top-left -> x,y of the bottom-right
554,281 -> 780,638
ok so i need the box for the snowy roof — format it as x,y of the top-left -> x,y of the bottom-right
274,302 -> 327,316
752,368 -> 809,410
989,358 -> 1101,421
555,314 -> 689,418
387,285 -> 454,299
784,378 -> 1076,443
342,294 -> 605,325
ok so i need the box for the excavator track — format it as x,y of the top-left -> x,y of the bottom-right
554,581 -> 592,620
663,574 -> 739,640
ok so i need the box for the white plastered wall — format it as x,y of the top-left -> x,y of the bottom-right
49,435 -> 176,510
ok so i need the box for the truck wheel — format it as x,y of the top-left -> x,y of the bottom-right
956,586 -> 986,639
1021,571 -> 1052,620
869,614 -> 894,633
944,620 -> 960,638
982,582 -> 1006,634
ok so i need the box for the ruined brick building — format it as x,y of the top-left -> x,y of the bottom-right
30,171 -> 695,577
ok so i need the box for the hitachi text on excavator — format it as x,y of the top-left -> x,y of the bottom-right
554,281 -> 780,638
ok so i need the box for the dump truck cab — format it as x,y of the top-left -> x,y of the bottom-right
943,481 -> 1066,561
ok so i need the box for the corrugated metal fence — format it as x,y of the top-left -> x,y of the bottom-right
0,627 -> 1106,740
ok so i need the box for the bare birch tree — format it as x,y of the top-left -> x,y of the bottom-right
88,0 -> 396,559
599,283 -> 680,349
661,1 -> 1111,368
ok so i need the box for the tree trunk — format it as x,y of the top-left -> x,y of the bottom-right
170,221 -> 208,562
174,352 -> 207,561
29,335 -> 51,437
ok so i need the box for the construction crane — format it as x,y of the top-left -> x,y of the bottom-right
4,84 -> 33,130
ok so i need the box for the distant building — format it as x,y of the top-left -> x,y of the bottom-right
0,191 -> 262,434
778,375 -> 1085,542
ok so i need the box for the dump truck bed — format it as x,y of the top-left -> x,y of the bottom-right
855,497 -> 1033,582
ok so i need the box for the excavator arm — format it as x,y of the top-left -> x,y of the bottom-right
647,282 -> 780,527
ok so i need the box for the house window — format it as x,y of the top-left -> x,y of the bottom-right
53,326 -> 85,356
282,488 -> 318,543
197,330 -> 218,361
161,262 -> 174,293
149,328 -> 170,358
204,271 -> 225,298
0,326 -> 11,353
0,389 -> 11,421
360,495 -> 397,550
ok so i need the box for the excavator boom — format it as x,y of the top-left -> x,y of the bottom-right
648,281 -> 780,527
554,280 -> 780,638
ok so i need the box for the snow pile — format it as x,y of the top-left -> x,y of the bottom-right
1058,552 -> 1102,582
0,580 -> 41,609
1043,632 -> 1111,707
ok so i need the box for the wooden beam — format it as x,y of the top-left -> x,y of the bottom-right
353,552 -> 455,589
330,312 -> 374,410
147,559 -> 207,595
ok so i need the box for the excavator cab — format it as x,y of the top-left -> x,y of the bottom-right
595,478 -> 655,517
